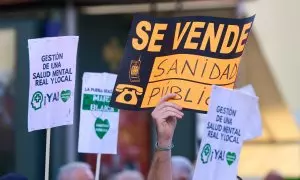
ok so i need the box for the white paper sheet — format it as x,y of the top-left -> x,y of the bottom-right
193,86 -> 258,180
78,72 -> 119,154
238,84 -> 262,141
27,36 -> 79,132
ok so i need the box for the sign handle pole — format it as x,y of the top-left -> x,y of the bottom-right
45,128 -> 51,180
95,154 -> 102,180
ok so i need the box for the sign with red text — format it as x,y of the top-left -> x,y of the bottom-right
193,86 -> 258,180
110,15 -> 255,113
28,36 -> 79,132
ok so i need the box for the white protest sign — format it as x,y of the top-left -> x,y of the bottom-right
199,85 -> 262,141
28,36 -> 79,132
193,86 -> 258,180
238,84 -> 262,141
78,72 -> 119,154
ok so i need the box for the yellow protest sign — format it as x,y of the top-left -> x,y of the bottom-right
111,15 -> 255,113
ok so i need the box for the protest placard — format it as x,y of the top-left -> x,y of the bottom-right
110,15 -> 255,113
28,36 -> 79,180
78,72 -> 119,154
78,72 -> 119,180
238,84 -> 262,141
197,85 -> 262,142
28,36 -> 79,132
193,86 -> 258,180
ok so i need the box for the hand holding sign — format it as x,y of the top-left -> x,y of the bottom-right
151,94 -> 183,147
148,94 -> 183,180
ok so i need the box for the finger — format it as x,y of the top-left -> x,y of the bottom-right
160,108 -> 184,119
155,100 -> 182,112
160,107 -> 184,117
158,93 -> 177,104
160,102 -> 182,111
163,111 -> 183,120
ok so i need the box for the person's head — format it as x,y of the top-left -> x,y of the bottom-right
264,171 -> 284,180
111,170 -> 144,180
171,156 -> 193,180
0,173 -> 28,180
57,162 -> 94,180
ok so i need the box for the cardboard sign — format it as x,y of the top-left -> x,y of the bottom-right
193,86 -> 258,180
110,15 -> 255,113
78,72 -> 119,154
27,36 -> 79,132
238,84 -> 262,141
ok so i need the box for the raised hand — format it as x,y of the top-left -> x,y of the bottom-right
151,93 -> 183,147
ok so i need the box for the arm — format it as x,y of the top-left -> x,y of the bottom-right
147,94 -> 183,180
147,148 -> 171,180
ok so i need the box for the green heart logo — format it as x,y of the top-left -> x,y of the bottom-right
226,152 -> 236,166
94,118 -> 110,139
61,90 -> 71,102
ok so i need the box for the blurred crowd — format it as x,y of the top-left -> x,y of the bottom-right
0,155 -> 193,180
0,157 -> 284,180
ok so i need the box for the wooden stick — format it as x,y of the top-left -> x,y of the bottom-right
95,154 -> 102,180
45,128 -> 51,180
